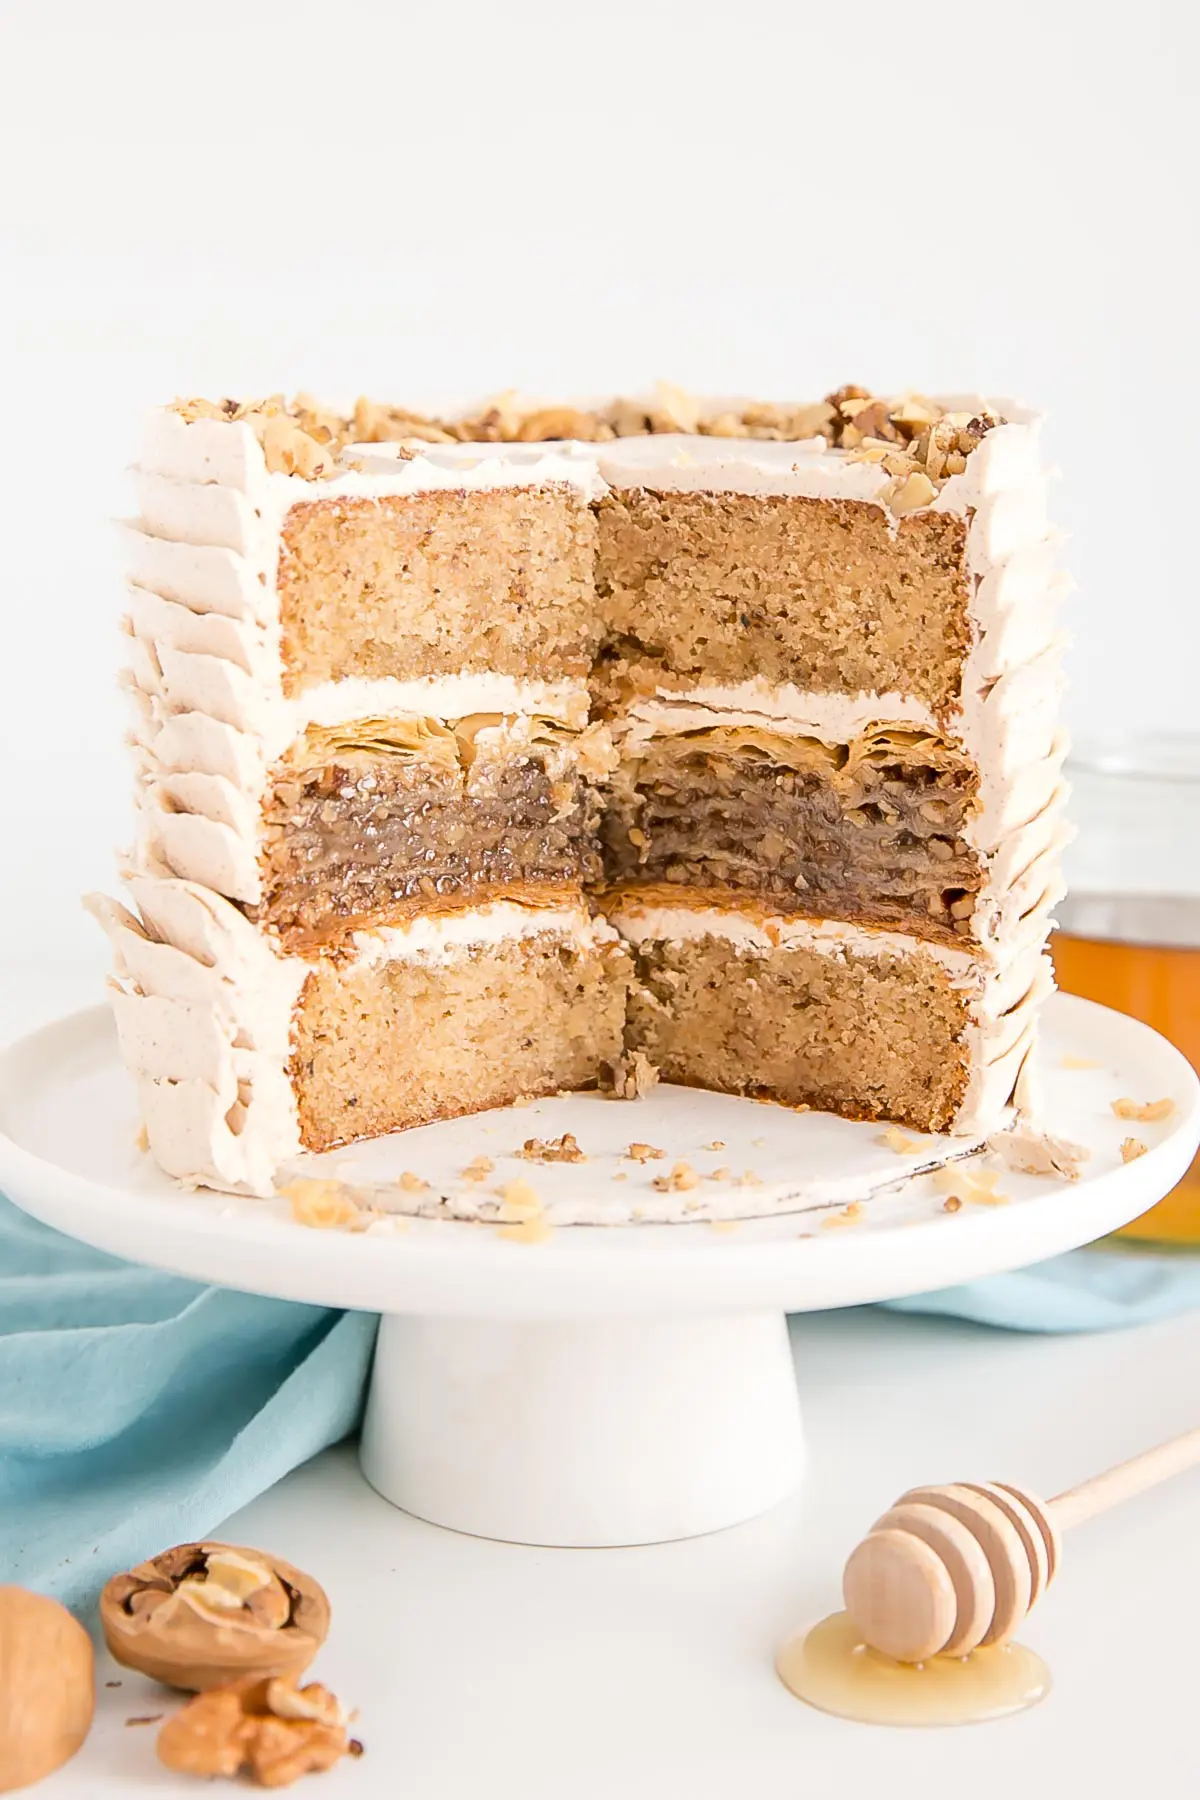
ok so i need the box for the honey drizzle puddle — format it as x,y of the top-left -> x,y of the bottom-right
776,1613 -> 1050,1727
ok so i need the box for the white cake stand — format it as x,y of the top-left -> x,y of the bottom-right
0,994 -> 1196,1548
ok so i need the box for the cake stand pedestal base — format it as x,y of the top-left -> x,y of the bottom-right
360,1311 -> 804,1545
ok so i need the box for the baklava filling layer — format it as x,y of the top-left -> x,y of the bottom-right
603,726 -> 982,944
253,716 -> 613,950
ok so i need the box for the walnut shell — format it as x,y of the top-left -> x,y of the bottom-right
0,1586 -> 94,1793
99,1543 -> 330,1693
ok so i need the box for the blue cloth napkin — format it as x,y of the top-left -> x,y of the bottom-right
0,1197 -> 376,1614
3,1190 -> 1199,1617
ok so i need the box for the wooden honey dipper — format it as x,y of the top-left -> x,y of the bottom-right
843,1424 -> 1200,1663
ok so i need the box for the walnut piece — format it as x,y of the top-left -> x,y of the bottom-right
516,1133 -> 586,1164
157,1676 -> 350,1788
100,1543 -> 330,1692
652,1161 -> 700,1193
278,1178 -> 362,1230
602,1050 -> 660,1100
1111,1096 -> 1175,1123
988,1127 -> 1091,1182
0,1587 -> 94,1792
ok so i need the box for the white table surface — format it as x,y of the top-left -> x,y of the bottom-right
7,963 -> 1198,1797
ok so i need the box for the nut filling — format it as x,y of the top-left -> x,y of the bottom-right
604,728 -> 983,943
253,716 -> 615,950
99,1542 -> 331,1692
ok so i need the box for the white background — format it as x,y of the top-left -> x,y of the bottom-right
1,0 -> 1197,974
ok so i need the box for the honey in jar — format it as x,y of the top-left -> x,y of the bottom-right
1052,738 -> 1200,1245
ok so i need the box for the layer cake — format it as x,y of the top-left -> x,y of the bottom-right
90,385 -> 1069,1205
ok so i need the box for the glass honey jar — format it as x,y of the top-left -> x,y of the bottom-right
1051,735 -> 1200,1244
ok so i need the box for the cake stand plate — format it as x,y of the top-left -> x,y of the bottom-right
0,995 -> 1195,1547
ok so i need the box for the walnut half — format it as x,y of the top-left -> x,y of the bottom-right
157,1675 -> 355,1788
99,1542 -> 330,1692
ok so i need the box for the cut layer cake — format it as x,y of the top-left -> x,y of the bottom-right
89,385 -> 1069,1205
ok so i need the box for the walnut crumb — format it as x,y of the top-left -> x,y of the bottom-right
878,1127 -> 918,1154
278,1179 -> 360,1231
988,1127 -> 1091,1182
703,1140 -> 726,1152
821,1202 -> 864,1229
652,1161 -> 700,1193
398,1170 -> 430,1193
1120,1137 -> 1149,1163
1112,1097 -> 1175,1123
157,1677 -> 350,1787
602,1050 -> 661,1099
611,1171 -> 628,1182
460,1157 -> 494,1183
736,1170 -> 763,1188
708,1167 -> 733,1181
932,1163 -> 1011,1206
516,1133 -> 586,1164
495,1177 -> 542,1220
626,1142 -> 666,1163
497,1216 -> 554,1245
942,1195 -> 963,1213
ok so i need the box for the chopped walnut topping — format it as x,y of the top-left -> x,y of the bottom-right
878,1127 -> 919,1154
736,1170 -> 763,1188
703,1140 -> 726,1152
1112,1097 -> 1175,1123
157,1676 -> 350,1787
708,1167 -> 733,1182
1120,1137 -> 1149,1163
884,469 -> 938,517
171,386 -> 1003,483
626,1142 -> 666,1163
461,1157 -> 494,1183
351,396 -> 458,444
652,1161 -> 700,1193
278,1179 -> 360,1230
398,1170 -> 430,1193
516,1133 -> 586,1164
942,1194 -> 963,1212
171,396 -> 343,480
